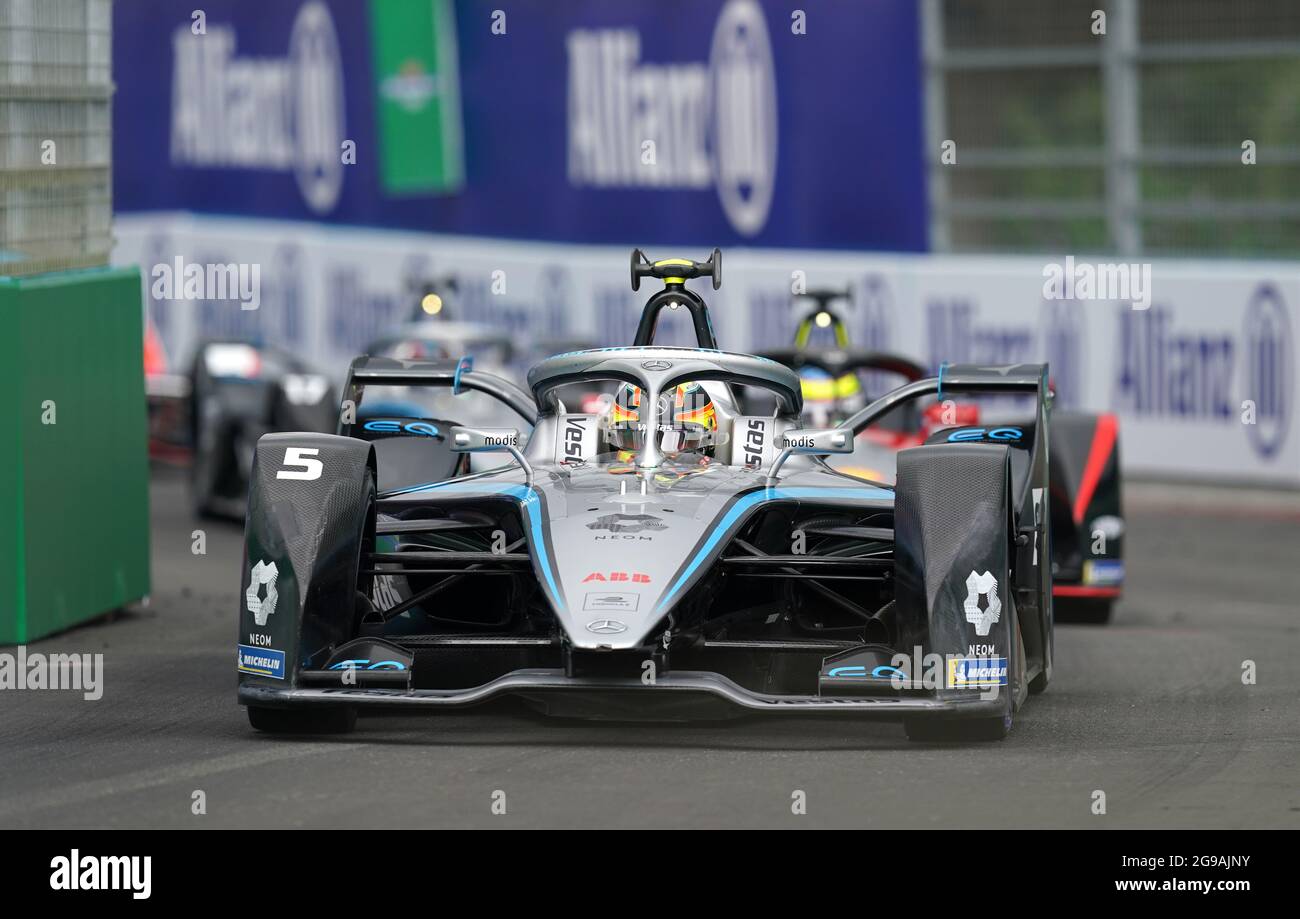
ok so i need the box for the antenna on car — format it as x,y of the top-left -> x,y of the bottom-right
630,249 -> 722,350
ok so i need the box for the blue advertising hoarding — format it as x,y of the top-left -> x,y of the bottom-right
112,0 -> 928,251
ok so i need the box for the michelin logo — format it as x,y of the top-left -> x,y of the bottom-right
963,570 -> 1001,637
948,656 -> 1008,688
238,644 -> 286,679
566,0 -> 778,235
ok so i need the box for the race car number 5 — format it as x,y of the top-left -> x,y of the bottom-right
276,447 -> 323,480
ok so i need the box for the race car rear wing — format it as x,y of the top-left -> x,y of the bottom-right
340,355 -> 538,432
837,362 -> 1049,435
839,363 -> 1050,522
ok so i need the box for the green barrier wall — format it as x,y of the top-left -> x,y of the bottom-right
0,267 -> 151,643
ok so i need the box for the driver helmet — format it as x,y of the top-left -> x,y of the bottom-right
605,381 -> 718,456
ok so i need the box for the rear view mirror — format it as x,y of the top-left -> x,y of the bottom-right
449,427 -> 532,485
449,427 -> 521,452
766,428 -> 854,483
779,428 -> 854,455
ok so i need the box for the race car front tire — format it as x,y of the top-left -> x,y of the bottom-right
248,705 -> 357,735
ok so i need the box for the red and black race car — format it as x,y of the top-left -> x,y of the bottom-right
758,290 -> 1124,624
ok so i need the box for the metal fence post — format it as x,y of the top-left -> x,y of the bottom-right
1103,0 -> 1142,256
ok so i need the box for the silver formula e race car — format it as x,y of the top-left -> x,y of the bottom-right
237,251 -> 1056,741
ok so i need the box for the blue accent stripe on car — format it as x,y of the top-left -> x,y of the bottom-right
452,355 -> 473,394
656,485 -> 893,615
937,361 -> 948,400
376,479 -> 564,612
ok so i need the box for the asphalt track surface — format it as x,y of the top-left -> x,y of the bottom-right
2,469 -> 1297,829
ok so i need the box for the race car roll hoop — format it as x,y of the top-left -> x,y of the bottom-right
630,249 -> 722,350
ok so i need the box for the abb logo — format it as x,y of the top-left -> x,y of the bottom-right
582,571 -> 651,584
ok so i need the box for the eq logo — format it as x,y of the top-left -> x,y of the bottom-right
1243,283 -> 1293,459
947,427 -> 1023,443
363,419 -> 440,437
827,664 -> 905,680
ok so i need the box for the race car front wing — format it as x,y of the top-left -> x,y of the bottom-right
239,669 -> 1006,720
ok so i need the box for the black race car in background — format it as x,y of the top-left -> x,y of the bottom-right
184,306 -> 531,518
188,341 -> 339,518
759,288 -> 1124,624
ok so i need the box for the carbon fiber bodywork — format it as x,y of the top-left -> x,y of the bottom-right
238,434 -> 375,682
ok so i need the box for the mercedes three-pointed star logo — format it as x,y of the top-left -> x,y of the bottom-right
586,619 -> 629,634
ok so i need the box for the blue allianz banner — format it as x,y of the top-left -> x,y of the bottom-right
113,0 -> 928,251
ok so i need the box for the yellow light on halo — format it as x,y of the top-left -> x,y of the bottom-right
814,311 -> 832,328
421,293 -> 443,315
